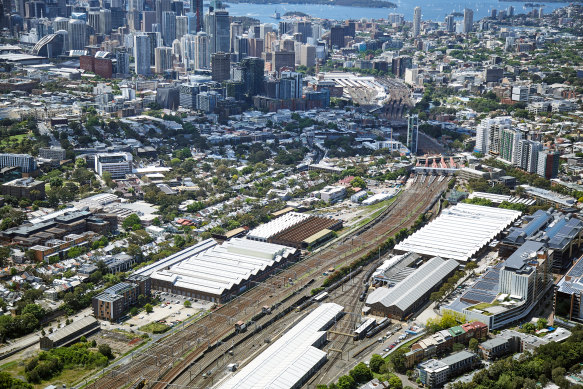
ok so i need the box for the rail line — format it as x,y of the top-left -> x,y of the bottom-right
85,179 -> 446,389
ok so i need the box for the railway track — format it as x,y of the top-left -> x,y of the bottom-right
86,179 -> 446,389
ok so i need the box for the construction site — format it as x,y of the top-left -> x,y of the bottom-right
83,176 -> 449,389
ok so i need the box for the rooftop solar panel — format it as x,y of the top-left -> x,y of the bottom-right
568,256 -> 583,278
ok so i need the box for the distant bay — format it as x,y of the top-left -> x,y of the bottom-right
224,0 -> 569,24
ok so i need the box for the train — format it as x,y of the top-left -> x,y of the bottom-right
365,317 -> 391,338
353,317 -> 391,340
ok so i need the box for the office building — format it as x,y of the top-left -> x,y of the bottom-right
134,34 -> 151,75
413,6 -> 421,37
299,44 -> 316,67
176,15 -> 188,40
161,11 -> 176,46
194,31 -> 209,69
155,46 -> 173,73
273,50 -> 295,72
445,14 -> 455,32
329,25 -> 345,48
94,153 -> 133,178
230,22 -> 243,53
407,114 -> 419,154
392,56 -> 412,78
1,178 -> 45,200
463,8 -> 473,33
190,0 -> 203,31
205,8 -> 230,54
0,153 -> 37,173
68,19 -> 87,50
39,147 -> 66,161
211,52 -> 231,82
241,57 -> 265,96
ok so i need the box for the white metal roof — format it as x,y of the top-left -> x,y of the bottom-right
150,238 -> 296,296
247,212 -> 310,240
395,203 -> 521,262
218,303 -> 343,389
366,256 -> 458,312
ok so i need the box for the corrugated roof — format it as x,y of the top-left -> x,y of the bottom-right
48,316 -> 98,343
218,303 -> 343,389
366,256 -> 459,312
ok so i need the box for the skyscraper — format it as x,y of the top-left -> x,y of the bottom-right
205,8 -> 230,54
161,11 -> 176,46
155,46 -> 173,73
445,14 -> 455,33
194,31 -> 209,69
156,0 -> 171,25
134,34 -> 151,75
190,0 -> 203,31
463,8 -> 474,34
211,52 -> 230,82
176,15 -> 188,40
230,21 -> 242,52
100,9 -> 112,35
413,6 -> 421,37
407,114 -> 419,154
240,57 -> 264,97
68,19 -> 87,50
329,25 -> 344,49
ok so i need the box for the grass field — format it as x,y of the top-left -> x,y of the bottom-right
139,322 -> 171,334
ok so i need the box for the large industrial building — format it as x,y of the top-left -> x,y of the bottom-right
395,203 -> 522,262
501,209 -> 583,272
246,211 -> 342,249
366,256 -> 459,320
150,238 -> 299,303
218,303 -> 344,389
40,316 -> 100,350
442,240 -> 554,329
555,255 -> 583,322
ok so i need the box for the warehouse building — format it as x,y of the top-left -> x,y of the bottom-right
40,316 -> 100,350
395,203 -> 521,262
365,256 -> 459,320
150,238 -> 299,303
246,211 -> 342,249
218,303 -> 344,389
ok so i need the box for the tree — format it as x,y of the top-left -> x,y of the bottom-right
122,214 -> 142,231
98,343 -> 113,359
184,300 -> 192,308
537,318 -> 548,330
453,343 -> 465,352
174,235 -> 186,248
390,348 -> 407,374
369,354 -> 385,373
469,338 -> 479,352
337,375 -> 356,389
523,322 -> 536,334
351,176 -> 366,189
22,304 -> 45,321
389,375 -> 403,389
349,362 -> 373,383
144,304 -> 153,313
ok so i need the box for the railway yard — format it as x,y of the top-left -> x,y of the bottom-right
84,176 -> 448,389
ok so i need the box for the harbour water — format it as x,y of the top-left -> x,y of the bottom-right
224,1 -> 569,24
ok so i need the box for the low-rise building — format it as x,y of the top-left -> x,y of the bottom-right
40,316 -> 100,350
417,351 -> 478,388
478,335 -> 521,360
318,185 -> 346,203
1,178 -> 45,200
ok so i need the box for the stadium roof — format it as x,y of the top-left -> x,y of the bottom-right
366,256 -> 458,312
395,203 -> 521,261
218,303 -> 343,389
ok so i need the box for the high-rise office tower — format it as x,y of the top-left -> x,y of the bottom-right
88,11 -> 100,34
181,33 -> 195,68
240,57 -> 264,97
142,11 -> 156,32
205,8 -> 230,54
129,0 -> 143,12
171,0 -> 183,16
161,10 -> 176,46
463,8 -> 474,33
230,21 -> 242,52
329,25 -> 345,48
134,34 -> 151,75
100,9 -> 112,35
156,0 -> 171,24
176,15 -> 188,40
155,46 -> 173,73
68,19 -> 87,50
115,50 -> 130,76
413,6 -> 421,37
194,31 -> 209,69
508,6 -> 514,16
299,44 -> 316,67
407,114 -> 419,154
190,0 -> 203,31
445,14 -> 455,32
211,51 -> 230,81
